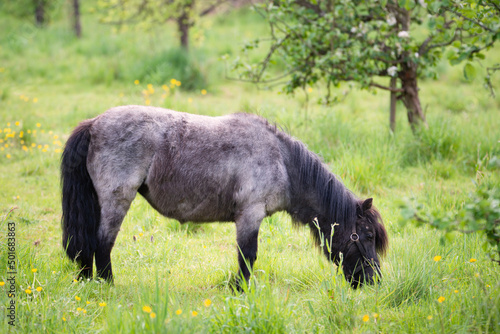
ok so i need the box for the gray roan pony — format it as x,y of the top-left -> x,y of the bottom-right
61,105 -> 388,289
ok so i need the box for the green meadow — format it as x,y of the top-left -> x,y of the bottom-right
0,2 -> 499,333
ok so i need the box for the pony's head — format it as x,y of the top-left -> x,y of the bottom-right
341,198 -> 388,288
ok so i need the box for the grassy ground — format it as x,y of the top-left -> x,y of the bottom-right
0,2 -> 499,333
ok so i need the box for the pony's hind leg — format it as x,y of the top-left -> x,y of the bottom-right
235,204 -> 266,290
78,255 -> 94,280
94,188 -> 137,282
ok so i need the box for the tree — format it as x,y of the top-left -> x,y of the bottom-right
233,0 -> 500,131
100,0 -> 228,50
72,0 -> 82,38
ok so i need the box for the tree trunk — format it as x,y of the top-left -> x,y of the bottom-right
35,0 -> 45,26
390,76 -> 397,132
72,0 -> 82,38
177,1 -> 194,50
400,61 -> 427,131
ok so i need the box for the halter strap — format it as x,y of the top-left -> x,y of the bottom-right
349,224 -> 375,277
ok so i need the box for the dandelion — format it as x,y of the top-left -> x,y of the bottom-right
75,296 -> 81,301
203,299 -> 212,307
373,313 -> 379,319
142,305 -> 152,313
76,307 -> 82,311
7,122 -> 10,126
427,315 -> 433,320
145,99 -> 151,106
454,290 -> 458,293
175,309 -> 182,315
5,144 -> 9,148
86,301 -> 91,305
82,309 -> 87,314
201,89 -> 207,95
32,268 -> 37,273
0,281 -> 5,286
62,317 -> 66,321
188,98 -> 193,104
99,302 -> 107,307
36,287 -> 43,292
170,79 -> 177,85
307,87 -> 313,93
475,273 -> 480,277
26,289 -> 32,294
36,123 -> 41,128
33,98 -> 38,103
176,81 -> 181,87
73,279 -> 78,283
162,85 -> 169,91
433,256 -> 442,262
362,314 -> 369,322
134,80 -> 140,85
469,258 -> 477,263
150,312 -> 157,319
6,154 -> 11,159
22,146 -> 28,151
15,121 -> 20,126
191,311 -> 198,317
437,296 -> 445,303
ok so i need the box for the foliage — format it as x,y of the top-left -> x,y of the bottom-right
401,169 -> 500,264
98,0 -> 225,49
232,0 -> 500,130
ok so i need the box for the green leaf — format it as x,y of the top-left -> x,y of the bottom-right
463,63 -> 476,80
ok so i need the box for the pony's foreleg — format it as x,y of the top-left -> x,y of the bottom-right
235,205 -> 265,290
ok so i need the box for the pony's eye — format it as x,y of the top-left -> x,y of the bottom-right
366,233 -> 374,240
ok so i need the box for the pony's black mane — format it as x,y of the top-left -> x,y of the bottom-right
279,132 -> 358,234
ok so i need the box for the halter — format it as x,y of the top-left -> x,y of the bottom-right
347,223 -> 376,279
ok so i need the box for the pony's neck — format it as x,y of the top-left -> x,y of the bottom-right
281,137 -> 357,235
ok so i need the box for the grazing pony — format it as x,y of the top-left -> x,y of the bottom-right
61,106 -> 388,288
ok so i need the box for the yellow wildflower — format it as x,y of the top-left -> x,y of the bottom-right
307,87 -> 313,93
134,80 -> 140,85
191,311 -> 198,317
75,296 -> 81,301
437,296 -> 445,303
175,309 -> 182,315
0,281 -> 5,286
203,299 -> 212,307
62,317 -> 66,321
36,123 -> 41,128
201,89 -> 207,95
6,154 -> 11,159
25,289 -> 32,294
15,121 -> 20,126
150,312 -> 156,319
433,256 -> 442,262
86,301 -> 91,305
362,314 -> 369,322
32,268 -> 37,273
33,98 -> 38,103
36,287 -> 42,292
427,315 -> 433,320
469,258 -> 477,263
76,307 -> 82,311
142,305 -> 152,313
99,302 -> 107,307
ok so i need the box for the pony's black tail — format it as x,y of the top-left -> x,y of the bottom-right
61,119 -> 100,265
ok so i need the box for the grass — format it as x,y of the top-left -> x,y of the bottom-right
0,2 -> 499,333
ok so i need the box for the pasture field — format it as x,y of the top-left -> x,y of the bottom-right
0,3 -> 499,333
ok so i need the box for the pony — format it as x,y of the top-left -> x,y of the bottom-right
61,106 -> 388,289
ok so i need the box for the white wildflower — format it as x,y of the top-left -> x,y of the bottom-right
387,66 -> 398,77
351,27 -> 357,33
418,0 -> 427,8
398,31 -> 410,38
415,52 -> 419,58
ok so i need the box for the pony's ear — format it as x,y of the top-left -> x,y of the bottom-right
361,198 -> 373,212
